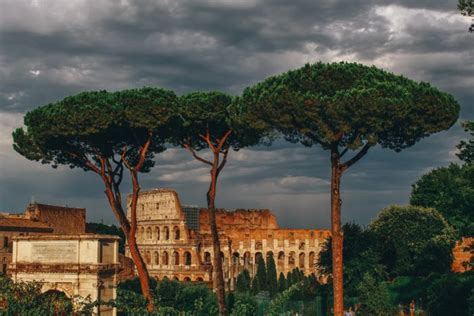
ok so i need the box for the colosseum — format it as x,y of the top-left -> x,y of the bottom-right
127,189 -> 330,289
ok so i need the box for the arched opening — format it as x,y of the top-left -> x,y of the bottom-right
204,252 -> 211,264
155,227 -> 160,240
164,226 -> 170,240
41,290 -> 72,315
162,251 -> 169,265
173,251 -> 180,266
266,251 -> 274,261
154,251 -> 159,265
196,277 -> 204,282
309,252 -> 315,269
145,251 -> 151,264
288,251 -> 295,267
174,226 -> 180,240
146,227 -> 152,240
277,251 -> 285,270
173,276 -> 179,281
184,251 -> 192,265
220,251 -> 225,263
255,252 -> 263,263
255,241 -> 262,250
232,252 -> 240,265
299,252 -> 305,269
183,277 -> 191,282
140,227 -> 145,240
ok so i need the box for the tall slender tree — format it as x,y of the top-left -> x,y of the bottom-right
173,91 -> 266,315
241,62 -> 460,315
12,88 -> 176,311
266,253 -> 278,297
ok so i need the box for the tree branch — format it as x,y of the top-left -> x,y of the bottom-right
340,143 -> 371,172
217,146 -> 230,176
135,131 -> 153,171
217,130 -> 232,151
184,143 -> 213,166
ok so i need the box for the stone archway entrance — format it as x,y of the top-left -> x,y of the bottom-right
40,290 -> 73,315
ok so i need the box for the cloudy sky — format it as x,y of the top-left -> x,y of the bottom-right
0,0 -> 472,229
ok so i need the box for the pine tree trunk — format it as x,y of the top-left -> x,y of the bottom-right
331,151 -> 344,316
208,165 -> 227,316
130,170 -> 155,312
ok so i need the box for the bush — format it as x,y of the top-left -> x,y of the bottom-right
356,273 -> 395,316
231,292 -> 258,316
426,272 -> 474,316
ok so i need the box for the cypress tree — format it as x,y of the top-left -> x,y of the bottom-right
236,269 -> 251,293
278,272 -> 287,293
266,253 -> 278,296
251,275 -> 260,294
287,271 -> 293,287
255,255 -> 267,292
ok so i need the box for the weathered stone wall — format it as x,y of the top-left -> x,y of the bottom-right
130,189 -> 330,288
25,203 -> 86,234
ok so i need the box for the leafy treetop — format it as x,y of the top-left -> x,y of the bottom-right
241,62 -> 460,156
13,87 -> 176,173
457,120 -> 474,164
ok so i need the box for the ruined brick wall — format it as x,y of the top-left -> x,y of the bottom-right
199,209 -> 279,232
26,203 -> 86,234
452,237 -> 473,273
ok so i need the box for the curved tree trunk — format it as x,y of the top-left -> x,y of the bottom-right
208,165 -> 227,316
130,170 -> 155,312
331,151 -> 344,316
103,180 -> 155,312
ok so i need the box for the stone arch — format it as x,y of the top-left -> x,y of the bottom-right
173,276 -> 179,281
309,251 -> 315,269
288,251 -> 295,267
40,289 -> 73,313
140,227 -> 145,240
41,285 -> 73,299
232,252 -> 240,265
154,251 -> 159,265
162,251 -> 169,265
299,252 -> 305,269
1,257 -> 7,274
155,227 -> 160,240
266,251 -> 274,261
184,251 -> 192,266
277,251 -> 285,270
255,252 -> 263,263
255,241 -> 262,250
195,277 -> 204,282
173,251 -> 180,266
145,251 -> 151,264
174,226 -> 180,240
220,251 -> 225,263
164,226 -> 170,240
146,227 -> 152,240
204,252 -> 211,264
183,277 -> 191,282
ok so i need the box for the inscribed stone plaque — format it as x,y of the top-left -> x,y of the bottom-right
31,241 -> 77,262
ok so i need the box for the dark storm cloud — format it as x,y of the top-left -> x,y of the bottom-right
0,0 -> 472,228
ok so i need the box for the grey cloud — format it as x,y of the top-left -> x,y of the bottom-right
0,0 -> 472,229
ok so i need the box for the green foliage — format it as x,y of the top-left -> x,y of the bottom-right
173,91 -> 267,151
230,292 -> 258,316
458,0 -> 474,15
317,223 -> 386,297
266,253 -> 278,297
236,269 -> 251,293
411,163 -> 474,236
241,62 -> 459,153
251,274 -> 260,295
356,273 -> 395,316
255,255 -> 267,292
426,272 -> 474,316
278,272 -> 287,293
13,87 -> 176,172
457,120 -> 474,163
267,282 -> 304,315
0,276 -> 91,315
370,205 -> 456,278
86,222 -> 126,253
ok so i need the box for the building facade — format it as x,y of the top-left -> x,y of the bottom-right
127,189 -> 330,289
9,234 -> 119,316
0,203 -> 86,275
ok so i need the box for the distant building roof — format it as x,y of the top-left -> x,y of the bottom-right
0,216 -> 53,232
